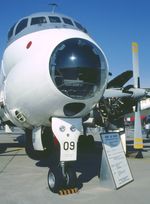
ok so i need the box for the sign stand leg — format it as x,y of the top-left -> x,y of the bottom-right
135,149 -> 143,158
100,149 -> 115,189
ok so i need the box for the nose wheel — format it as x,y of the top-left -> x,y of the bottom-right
47,166 -> 64,193
47,164 -> 77,194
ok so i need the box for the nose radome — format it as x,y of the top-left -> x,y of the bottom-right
49,38 -> 108,100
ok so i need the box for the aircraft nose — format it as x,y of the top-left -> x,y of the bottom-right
49,38 -> 108,100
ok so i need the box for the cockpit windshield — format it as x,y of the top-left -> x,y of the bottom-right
49,16 -> 61,23
31,17 -> 47,25
15,19 -> 28,35
7,13 -> 88,42
8,24 -> 16,40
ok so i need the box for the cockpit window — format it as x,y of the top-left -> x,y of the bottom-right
31,17 -> 47,25
15,19 -> 28,35
74,21 -> 82,30
8,23 -> 16,40
49,16 -> 61,23
62,18 -> 74,26
74,21 -> 87,33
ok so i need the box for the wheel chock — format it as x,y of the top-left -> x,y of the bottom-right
59,188 -> 78,195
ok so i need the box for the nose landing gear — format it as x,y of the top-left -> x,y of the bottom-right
47,162 -> 78,195
47,117 -> 82,194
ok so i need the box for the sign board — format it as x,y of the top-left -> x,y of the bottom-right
100,132 -> 133,189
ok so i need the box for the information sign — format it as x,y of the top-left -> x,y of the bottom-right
100,132 -> 133,189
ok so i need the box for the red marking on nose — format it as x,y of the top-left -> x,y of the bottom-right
26,41 -> 32,49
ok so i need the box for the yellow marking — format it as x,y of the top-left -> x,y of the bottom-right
59,190 -> 64,195
74,188 -> 78,193
134,144 -> 143,149
67,189 -> 71,194
132,42 -> 138,53
70,189 -> 74,193
59,188 -> 78,195
134,137 -> 143,149
134,138 -> 143,143
64,190 -> 68,195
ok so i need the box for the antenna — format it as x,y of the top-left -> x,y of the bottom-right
49,3 -> 58,13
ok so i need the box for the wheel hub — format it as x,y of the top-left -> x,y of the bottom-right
48,172 -> 55,188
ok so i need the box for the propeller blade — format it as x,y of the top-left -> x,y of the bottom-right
133,103 -> 143,149
132,42 -> 143,153
132,42 -> 140,88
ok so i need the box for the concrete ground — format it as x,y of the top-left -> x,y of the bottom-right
0,128 -> 150,204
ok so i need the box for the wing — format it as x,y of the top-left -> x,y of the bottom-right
107,70 -> 133,88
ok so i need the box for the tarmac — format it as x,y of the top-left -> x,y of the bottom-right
0,128 -> 150,204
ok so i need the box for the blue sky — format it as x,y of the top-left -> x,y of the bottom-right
0,0 -> 150,87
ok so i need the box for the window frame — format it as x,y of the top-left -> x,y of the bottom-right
8,23 -> 16,40
15,18 -> 28,35
74,21 -> 87,33
31,16 -> 47,26
62,17 -> 74,26
49,16 -> 61,23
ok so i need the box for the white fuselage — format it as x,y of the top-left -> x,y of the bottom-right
0,28 -> 108,128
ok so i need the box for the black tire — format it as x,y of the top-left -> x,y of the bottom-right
42,127 -> 54,153
65,168 -> 77,188
78,135 -> 87,150
25,130 -> 44,160
87,135 -> 95,145
47,166 -> 64,193
78,135 -> 95,151
25,128 -> 53,160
